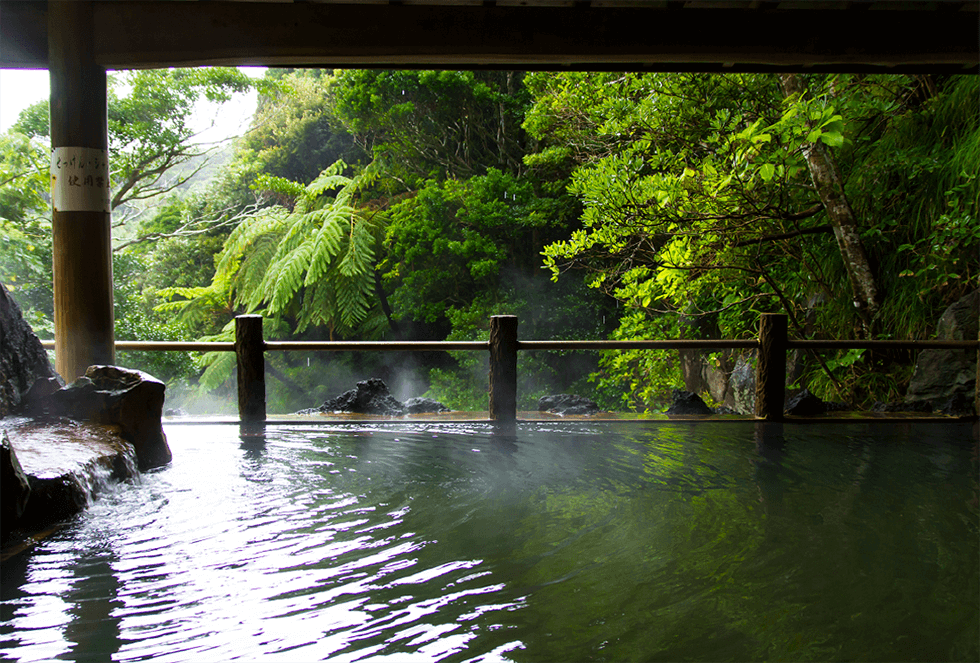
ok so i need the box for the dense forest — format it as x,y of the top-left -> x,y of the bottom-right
1,69 -> 976,413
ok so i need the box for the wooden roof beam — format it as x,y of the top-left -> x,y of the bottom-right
2,1 -> 977,72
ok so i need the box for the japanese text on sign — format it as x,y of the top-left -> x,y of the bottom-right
50,147 -> 111,213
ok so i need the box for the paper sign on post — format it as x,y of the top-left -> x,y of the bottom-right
50,147 -> 111,213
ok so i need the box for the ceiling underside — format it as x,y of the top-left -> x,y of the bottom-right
1,0 -> 977,73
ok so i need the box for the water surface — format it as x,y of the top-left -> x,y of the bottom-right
2,421 -> 977,662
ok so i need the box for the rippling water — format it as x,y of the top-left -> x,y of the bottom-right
2,421 -> 977,662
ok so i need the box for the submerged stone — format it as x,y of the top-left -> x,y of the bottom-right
873,400 -> 934,414
538,394 -> 600,416
403,397 -> 450,414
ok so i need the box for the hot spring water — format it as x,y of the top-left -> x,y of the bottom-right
2,421 -> 977,662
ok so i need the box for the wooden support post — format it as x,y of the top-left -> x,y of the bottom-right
755,313 -> 788,420
235,315 -> 266,426
48,1 -> 114,381
488,315 -> 518,421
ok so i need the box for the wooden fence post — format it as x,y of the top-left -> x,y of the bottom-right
489,315 -> 518,421
755,313 -> 787,420
235,315 -> 266,426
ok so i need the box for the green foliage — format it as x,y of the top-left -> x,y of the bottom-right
240,70 -> 366,185
382,169 -> 560,324
112,254 -> 199,382
331,70 -> 529,183
0,131 -> 54,328
13,67 -> 267,212
161,160 -> 387,352
529,72 -> 979,408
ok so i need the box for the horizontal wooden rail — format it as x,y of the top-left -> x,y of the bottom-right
264,341 -> 488,352
786,340 -> 979,350
39,339 -> 978,352
40,340 -> 234,352
519,339 -> 759,351
37,317 -> 978,425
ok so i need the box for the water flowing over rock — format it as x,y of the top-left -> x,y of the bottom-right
537,394 -> 600,416
1,430 -> 31,538
1,286 -> 169,545
905,289 -> 978,414
33,366 -> 172,471
666,390 -> 713,415
2,419 -> 140,544
0,284 -> 62,417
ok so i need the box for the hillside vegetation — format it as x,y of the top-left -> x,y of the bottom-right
1,70 -> 976,412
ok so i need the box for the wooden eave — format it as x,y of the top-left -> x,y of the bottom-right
1,0 -> 978,73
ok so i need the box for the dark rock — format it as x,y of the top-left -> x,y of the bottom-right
730,353 -> 756,415
3,420 -> 140,543
403,397 -> 449,414
164,407 -> 188,417
294,407 -> 319,416
785,389 -> 827,416
712,406 -> 738,415
1,430 -> 31,539
538,394 -> 600,416
939,393 -> 975,417
318,378 -> 405,416
666,390 -> 713,415
906,289 -> 978,412
1,284 -> 62,418
872,400 -> 934,413
39,366 -> 171,471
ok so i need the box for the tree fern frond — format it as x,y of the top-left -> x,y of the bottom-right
254,174 -> 306,203
338,218 -> 376,278
198,351 -> 236,392
266,238 -> 316,312
236,233 -> 284,310
306,159 -> 351,199
335,272 -> 372,328
216,207 -> 288,278
304,210 -> 346,285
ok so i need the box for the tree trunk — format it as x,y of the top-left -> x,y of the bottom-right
779,74 -> 882,335
374,267 -> 401,339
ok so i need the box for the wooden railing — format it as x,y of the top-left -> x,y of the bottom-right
41,313 -> 979,424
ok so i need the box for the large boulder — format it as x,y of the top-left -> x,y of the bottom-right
785,389 -> 828,416
730,353 -> 757,415
666,389 -> 713,415
316,378 -> 407,416
2,420 -> 140,544
35,365 -> 172,470
0,284 -> 62,417
906,289 -> 978,412
538,394 -> 600,416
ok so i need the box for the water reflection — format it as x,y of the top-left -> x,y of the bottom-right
63,549 -> 125,660
753,422 -> 788,513
1,422 -> 976,662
